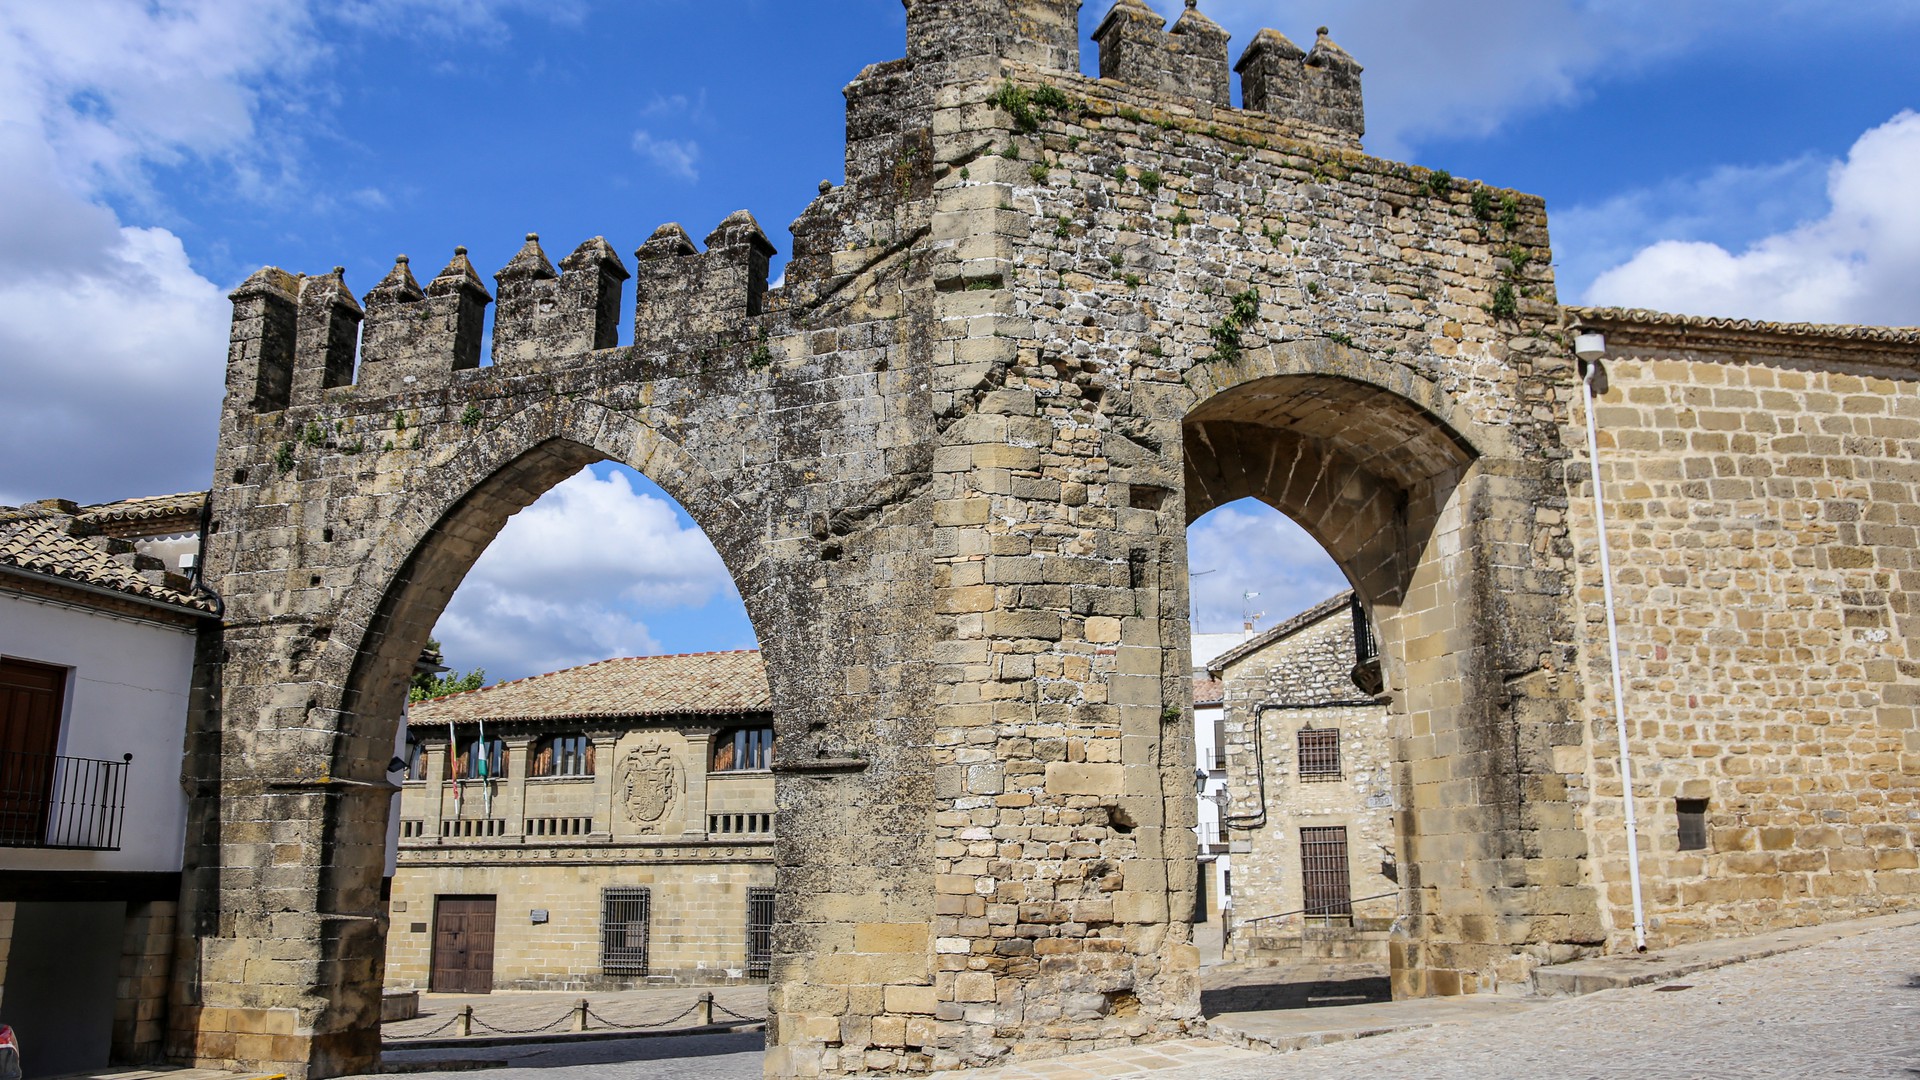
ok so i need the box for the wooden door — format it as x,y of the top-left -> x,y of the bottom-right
430,895 -> 496,993
0,658 -> 65,845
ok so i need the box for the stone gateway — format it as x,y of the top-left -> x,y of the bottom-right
169,3 -> 1919,1078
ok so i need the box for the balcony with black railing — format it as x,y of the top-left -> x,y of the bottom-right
0,750 -> 131,851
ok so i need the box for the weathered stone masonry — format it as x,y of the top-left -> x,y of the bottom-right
170,2 -> 1918,1078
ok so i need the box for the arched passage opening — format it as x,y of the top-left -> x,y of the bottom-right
172,399 -> 813,1076
338,434 -> 775,1056
370,459 -> 772,1058
1176,355 -> 1597,1001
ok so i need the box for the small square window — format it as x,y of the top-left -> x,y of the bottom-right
1298,728 -> 1341,780
1677,799 -> 1709,851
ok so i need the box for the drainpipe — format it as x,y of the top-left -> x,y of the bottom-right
1574,330 -> 1648,952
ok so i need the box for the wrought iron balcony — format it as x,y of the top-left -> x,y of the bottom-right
0,750 -> 130,851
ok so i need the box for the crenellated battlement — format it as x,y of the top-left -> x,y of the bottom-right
221,214 -> 775,417
1092,0 -> 1231,110
1089,3 -> 1365,146
1235,25 -> 1365,144
494,234 -> 630,364
901,0 -> 1368,148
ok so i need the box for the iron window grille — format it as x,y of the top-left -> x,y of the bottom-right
1297,727 -> 1342,780
1300,825 -> 1353,919
746,886 -> 775,978
1350,594 -> 1378,664
601,886 -> 652,977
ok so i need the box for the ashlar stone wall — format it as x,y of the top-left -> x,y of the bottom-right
1566,309 -> 1920,951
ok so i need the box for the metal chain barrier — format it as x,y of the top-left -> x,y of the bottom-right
390,994 -> 772,1043
468,1010 -> 575,1036
710,1001 -> 769,1024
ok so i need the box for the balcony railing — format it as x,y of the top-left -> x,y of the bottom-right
0,750 -> 131,851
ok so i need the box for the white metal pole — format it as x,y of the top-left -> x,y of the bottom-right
1580,357 -> 1649,951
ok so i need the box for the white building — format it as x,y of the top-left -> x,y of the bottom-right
0,493 -> 212,1075
1190,633 -> 1245,930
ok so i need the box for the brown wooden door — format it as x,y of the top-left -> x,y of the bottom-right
0,658 -> 65,845
430,896 -> 496,993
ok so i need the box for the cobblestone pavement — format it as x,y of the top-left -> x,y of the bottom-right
367,922 -> 1920,1079
381,984 -> 769,1041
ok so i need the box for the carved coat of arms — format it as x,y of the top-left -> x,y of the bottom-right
619,744 -> 678,832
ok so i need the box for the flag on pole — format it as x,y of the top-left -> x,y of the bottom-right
478,716 -> 492,816
448,718 -> 461,819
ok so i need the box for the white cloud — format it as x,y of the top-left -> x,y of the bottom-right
632,129 -> 702,183
1583,111 -> 1920,325
430,470 -> 740,682
331,0 -> 586,41
1186,499 -> 1348,636
0,0 -> 583,506
0,1 -> 318,505
1157,1 -> 1916,157
1549,156 -> 1829,305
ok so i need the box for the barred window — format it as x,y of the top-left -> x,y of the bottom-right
1300,826 -> 1353,918
746,886 -> 775,978
532,734 -> 595,778
601,886 -> 651,977
712,727 -> 775,772
1297,727 -> 1342,779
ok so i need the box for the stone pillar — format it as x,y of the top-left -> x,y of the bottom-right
683,729 -> 714,841
590,731 -> 617,838
503,738 -> 532,839
113,900 -> 177,1063
422,741 -> 447,841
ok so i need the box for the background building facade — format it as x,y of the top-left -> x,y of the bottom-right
386,651 -> 777,991
1214,593 -> 1397,963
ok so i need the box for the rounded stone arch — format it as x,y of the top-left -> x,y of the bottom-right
316,396 -> 772,791
1179,339 -> 1485,607
1176,338 -> 1583,999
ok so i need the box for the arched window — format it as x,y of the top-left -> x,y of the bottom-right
453,737 -> 508,780
711,726 -> 775,772
533,734 -> 595,778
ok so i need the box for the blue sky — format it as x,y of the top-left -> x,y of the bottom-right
3,1 -> 1916,680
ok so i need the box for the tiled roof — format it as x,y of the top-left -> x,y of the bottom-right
1207,590 -> 1353,673
76,491 -> 207,531
1192,677 -> 1225,706
410,651 -> 771,724
0,504 -> 214,614
1566,307 -> 1920,353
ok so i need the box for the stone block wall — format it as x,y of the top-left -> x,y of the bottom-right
1566,310 -> 1920,951
385,855 -> 773,988
112,900 -> 176,1062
